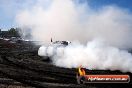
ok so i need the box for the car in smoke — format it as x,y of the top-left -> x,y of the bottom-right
38,38 -> 71,58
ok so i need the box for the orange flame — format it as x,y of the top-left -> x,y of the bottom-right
78,65 -> 86,76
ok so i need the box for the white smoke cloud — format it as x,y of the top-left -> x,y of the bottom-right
16,0 -> 132,49
38,39 -> 132,72
53,39 -> 132,72
16,0 -> 132,72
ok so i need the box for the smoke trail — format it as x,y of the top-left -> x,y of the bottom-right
38,39 -> 132,72
53,40 -> 132,72
16,0 -> 132,72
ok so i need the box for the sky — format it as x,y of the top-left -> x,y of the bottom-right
0,0 -> 132,30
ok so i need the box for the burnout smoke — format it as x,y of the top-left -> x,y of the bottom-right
16,0 -> 132,72
38,39 -> 132,72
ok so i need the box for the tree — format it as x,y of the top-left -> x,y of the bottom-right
8,28 -> 20,37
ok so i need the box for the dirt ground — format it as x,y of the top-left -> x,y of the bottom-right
0,39 -> 131,88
